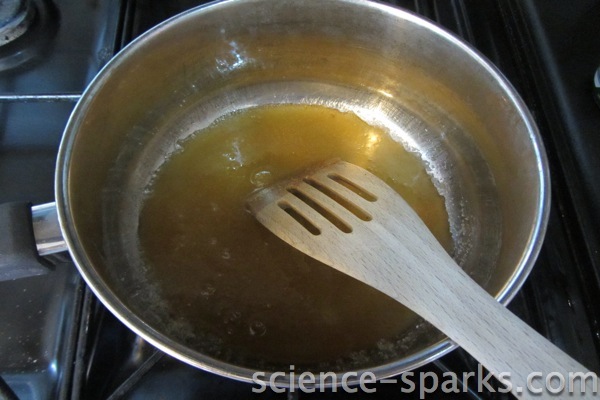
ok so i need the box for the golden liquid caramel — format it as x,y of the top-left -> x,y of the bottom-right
138,104 -> 451,367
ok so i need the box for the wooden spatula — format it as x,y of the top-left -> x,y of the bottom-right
247,160 -> 596,398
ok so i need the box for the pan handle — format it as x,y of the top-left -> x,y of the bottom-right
31,202 -> 68,256
0,201 -> 67,281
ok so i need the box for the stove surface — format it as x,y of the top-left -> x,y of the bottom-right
0,1 -> 599,399
0,0 -> 119,398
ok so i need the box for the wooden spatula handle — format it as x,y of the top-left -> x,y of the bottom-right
401,264 -> 590,397
361,221 -> 596,398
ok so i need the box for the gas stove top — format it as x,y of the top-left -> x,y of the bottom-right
0,1 -> 599,399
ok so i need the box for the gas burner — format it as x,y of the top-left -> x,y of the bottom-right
0,0 -> 57,72
0,0 -> 35,46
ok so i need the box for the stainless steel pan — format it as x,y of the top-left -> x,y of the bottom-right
1,0 -> 549,386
